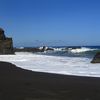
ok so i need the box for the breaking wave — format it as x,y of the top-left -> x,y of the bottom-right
36,46 -> 99,58
69,47 -> 97,53
0,52 -> 100,77
52,47 -> 98,53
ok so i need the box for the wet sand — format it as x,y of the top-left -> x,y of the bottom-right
0,61 -> 100,100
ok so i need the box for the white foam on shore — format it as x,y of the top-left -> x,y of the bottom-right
0,52 -> 100,77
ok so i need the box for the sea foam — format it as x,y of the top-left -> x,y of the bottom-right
0,52 -> 100,77
70,47 -> 97,53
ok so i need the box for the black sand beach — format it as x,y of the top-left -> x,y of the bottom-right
0,62 -> 100,100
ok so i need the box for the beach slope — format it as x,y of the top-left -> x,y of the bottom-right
0,61 -> 100,100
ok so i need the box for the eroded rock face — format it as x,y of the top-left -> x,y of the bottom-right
91,52 -> 100,63
0,28 -> 14,54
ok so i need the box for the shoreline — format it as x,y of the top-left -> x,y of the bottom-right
0,61 -> 100,100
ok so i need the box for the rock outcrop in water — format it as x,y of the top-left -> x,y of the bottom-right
14,46 -> 54,52
0,28 -> 14,54
91,52 -> 100,63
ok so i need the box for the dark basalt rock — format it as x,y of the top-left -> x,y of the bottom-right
91,52 -> 100,63
0,28 -> 14,54
41,46 -> 54,52
14,47 -> 41,52
14,46 -> 54,53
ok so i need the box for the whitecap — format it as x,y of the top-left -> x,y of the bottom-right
70,47 -> 97,53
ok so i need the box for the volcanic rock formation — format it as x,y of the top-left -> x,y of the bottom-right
91,52 -> 100,63
0,28 -> 14,54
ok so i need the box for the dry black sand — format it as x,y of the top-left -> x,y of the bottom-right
0,61 -> 100,100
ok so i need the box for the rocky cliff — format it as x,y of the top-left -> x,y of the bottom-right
91,52 -> 100,63
0,28 -> 14,54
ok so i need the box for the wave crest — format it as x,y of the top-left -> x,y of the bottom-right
70,47 -> 97,53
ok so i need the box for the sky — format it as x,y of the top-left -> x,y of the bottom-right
0,0 -> 100,47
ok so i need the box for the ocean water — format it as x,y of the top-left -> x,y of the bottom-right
0,46 -> 100,77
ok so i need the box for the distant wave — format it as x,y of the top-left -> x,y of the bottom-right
50,47 -> 98,53
52,47 -> 99,54
69,47 -> 98,53
15,46 -> 100,58
53,47 -> 66,51
36,46 -> 99,58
